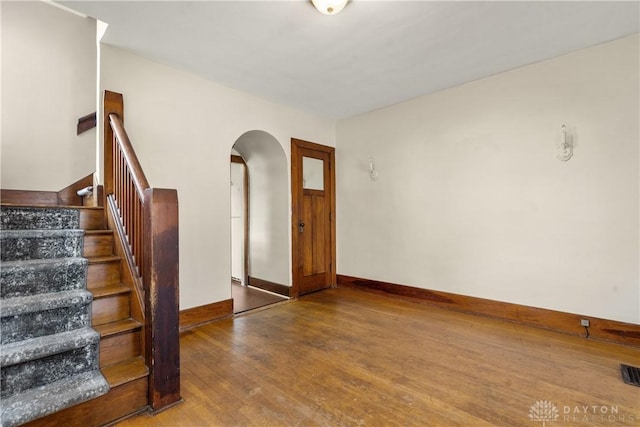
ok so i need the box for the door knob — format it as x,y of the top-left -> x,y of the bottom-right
299,222 -> 305,232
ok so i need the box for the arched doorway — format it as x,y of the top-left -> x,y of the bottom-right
231,130 -> 289,313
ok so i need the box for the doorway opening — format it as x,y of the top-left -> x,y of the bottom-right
231,131 -> 290,313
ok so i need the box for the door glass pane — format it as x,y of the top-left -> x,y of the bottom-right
303,157 -> 324,190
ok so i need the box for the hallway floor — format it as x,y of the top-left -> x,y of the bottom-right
231,282 -> 287,314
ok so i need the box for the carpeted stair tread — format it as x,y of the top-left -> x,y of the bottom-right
1,206 -> 80,230
0,229 -> 84,261
0,289 -> 92,317
0,327 -> 100,368
0,257 -> 88,298
0,370 -> 110,427
1,290 -> 93,345
1,342 -> 100,399
0,230 -> 83,237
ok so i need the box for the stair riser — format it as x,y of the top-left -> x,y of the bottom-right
1,233 -> 83,261
100,331 -> 142,366
93,295 -> 130,325
83,234 -> 114,258
1,344 -> 99,399
1,208 -> 79,230
1,305 -> 91,345
0,259 -> 88,298
87,261 -> 121,288
79,209 -> 105,230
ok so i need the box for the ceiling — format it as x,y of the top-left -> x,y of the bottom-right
59,1 -> 639,120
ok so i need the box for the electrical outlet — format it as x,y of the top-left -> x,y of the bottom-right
580,319 -> 590,327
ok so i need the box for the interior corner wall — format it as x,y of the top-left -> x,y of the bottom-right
336,34 -> 640,324
99,44 -> 335,309
1,1 -> 96,191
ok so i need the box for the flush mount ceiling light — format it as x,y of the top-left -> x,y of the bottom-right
311,0 -> 349,15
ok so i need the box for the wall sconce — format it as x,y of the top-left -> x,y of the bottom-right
369,157 -> 379,181
557,124 -> 574,162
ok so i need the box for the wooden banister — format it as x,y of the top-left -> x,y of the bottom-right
103,90 -> 181,412
108,114 -> 150,196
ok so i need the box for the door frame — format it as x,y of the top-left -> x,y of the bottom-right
290,138 -> 336,298
231,155 -> 249,286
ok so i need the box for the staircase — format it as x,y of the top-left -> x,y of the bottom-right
0,204 -> 149,427
0,89 -> 180,425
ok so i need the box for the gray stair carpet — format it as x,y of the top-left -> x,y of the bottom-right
0,206 -> 109,427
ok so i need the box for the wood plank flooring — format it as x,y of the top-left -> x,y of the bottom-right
117,287 -> 640,426
232,282 -> 288,314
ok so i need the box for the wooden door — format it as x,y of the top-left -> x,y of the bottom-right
291,138 -> 336,296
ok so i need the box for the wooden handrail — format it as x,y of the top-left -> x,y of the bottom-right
77,112 -> 97,135
103,90 -> 181,412
108,113 -> 146,277
108,114 -> 150,197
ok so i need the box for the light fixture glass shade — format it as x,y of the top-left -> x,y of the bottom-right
311,0 -> 349,15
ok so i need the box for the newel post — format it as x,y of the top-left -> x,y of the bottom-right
103,90 -> 123,197
142,188 -> 181,411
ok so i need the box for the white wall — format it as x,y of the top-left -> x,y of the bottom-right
336,34 -> 640,324
100,45 -> 335,309
233,131 -> 290,287
1,1 -> 96,190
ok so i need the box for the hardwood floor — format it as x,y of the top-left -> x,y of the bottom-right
232,282 -> 288,314
117,287 -> 640,426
